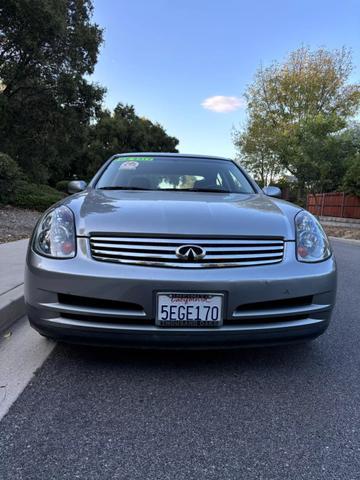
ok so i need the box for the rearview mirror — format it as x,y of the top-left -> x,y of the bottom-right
262,186 -> 282,198
68,180 -> 87,194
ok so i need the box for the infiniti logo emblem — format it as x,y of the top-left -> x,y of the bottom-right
175,245 -> 206,261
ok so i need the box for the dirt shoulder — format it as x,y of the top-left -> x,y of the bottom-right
0,206 -> 40,243
323,225 -> 360,241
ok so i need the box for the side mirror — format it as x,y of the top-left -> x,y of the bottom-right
68,180 -> 87,194
263,186 -> 282,198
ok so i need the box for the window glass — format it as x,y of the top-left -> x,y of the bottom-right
96,156 -> 255,194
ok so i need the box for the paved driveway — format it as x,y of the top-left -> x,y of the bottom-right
0,240 -> 359,480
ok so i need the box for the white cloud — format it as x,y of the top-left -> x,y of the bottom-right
201,95 -> 245,113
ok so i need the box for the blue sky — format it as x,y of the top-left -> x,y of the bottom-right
91,0 -> 360,158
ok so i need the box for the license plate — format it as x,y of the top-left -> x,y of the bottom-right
156,293 -> 223,328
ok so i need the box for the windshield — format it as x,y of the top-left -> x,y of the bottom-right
95,156 -> 255,194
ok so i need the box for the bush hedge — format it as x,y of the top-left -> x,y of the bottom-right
12,181 -> 65,211
343,154 -> 360,197
0,152 -> 23,204
55,180 -> 70,193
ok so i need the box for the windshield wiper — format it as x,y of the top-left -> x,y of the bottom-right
98,186 -> 153,191
161,188 -> 232,193
191,188 -> 232,193
98,186 -> 233,193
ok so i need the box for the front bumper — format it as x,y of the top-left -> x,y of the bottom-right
25,238 -> 337,348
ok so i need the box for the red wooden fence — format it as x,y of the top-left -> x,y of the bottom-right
307,192 -> 360,219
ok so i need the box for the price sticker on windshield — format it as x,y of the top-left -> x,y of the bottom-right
119,161 -> 139,170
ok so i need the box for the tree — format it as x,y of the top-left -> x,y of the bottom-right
234,47 -> 360,201
82,103 -> 179,177
233,122 -> 282,186
0,0 -> 105,183
343,154 -> 360,196
340,123 -> 360,197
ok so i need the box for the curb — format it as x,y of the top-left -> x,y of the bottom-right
329,236 -> 360,246
0,285 -> 25,335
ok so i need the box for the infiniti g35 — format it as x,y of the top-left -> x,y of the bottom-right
25,153 -> 337,347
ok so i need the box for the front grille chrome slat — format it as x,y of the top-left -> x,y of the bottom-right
91,249 -> 283,261
89,235 -> 285,268
91,236 -> 283,246
90,242 -> 284,254
92,249 -> 178,260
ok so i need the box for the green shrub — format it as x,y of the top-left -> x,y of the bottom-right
12,181 -> 65,211
0,152 -> 23,204
343,154 -> 360,197
55,180 -> 71,193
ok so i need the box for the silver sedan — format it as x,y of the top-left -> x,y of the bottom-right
25,153 -> 336,347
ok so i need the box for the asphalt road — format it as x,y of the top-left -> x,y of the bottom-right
0,240 -> 359,480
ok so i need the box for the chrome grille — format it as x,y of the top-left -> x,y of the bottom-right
89,235 -> 285,268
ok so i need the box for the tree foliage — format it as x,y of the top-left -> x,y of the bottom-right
0,0 -> 105,183
0,1 -> 180,190
82,103 -> 179,177
340,124 -> 360,198
234,47 -> 360,199
233,122 -> 281,186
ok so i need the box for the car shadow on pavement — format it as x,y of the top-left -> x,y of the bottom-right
56,339 -> 321,373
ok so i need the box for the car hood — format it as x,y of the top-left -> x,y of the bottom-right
63,190 -> 301,240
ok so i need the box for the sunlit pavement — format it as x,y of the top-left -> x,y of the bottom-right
0,240 -> 359,480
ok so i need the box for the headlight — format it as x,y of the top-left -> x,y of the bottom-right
33,205 -> 76,258
295,210 -> 331,262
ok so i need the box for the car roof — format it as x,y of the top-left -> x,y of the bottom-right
114,152 -> 233,162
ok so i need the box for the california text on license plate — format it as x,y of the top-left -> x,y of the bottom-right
156,293 -> 223,327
